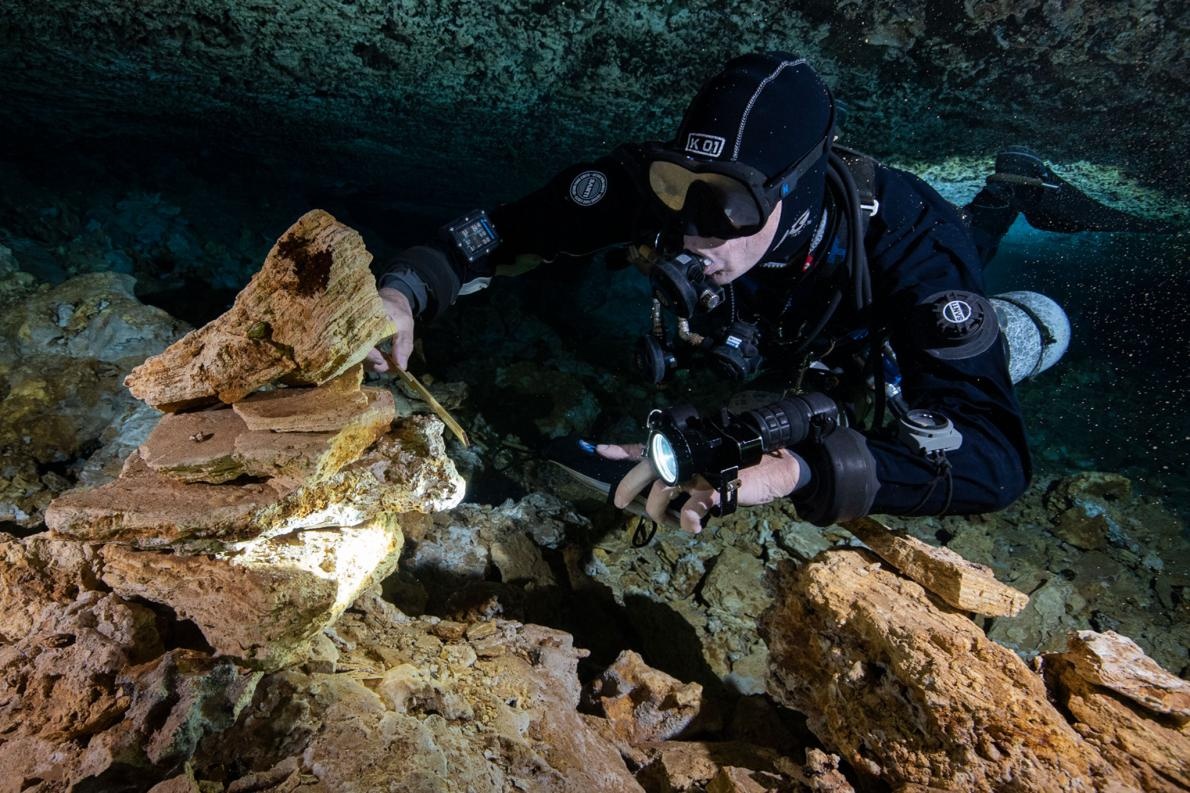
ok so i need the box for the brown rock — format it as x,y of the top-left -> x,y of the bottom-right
0,591 -> 256,791
707,766 -> 780,793
100,514 -> 405,669
844,516 -> 1029,617
124,210 -> 395,411
1044,631 -> 1190,791
45,450 -> 289,544
45,415 -> 464,545
232,387 -> 396,481
592,649 -> 704,746
139,406 -> 247,483
763,550 -> 1136,792
0,591 -> 160,744
232,364 -> 368,432
636,741 -> 796,793
0,532 -> 103,642
140,387 -> 395,484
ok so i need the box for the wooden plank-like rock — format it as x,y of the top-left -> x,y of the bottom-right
844,516 -> 1029,617
763,549 -> 1137,792
124,210 -> 395,411
232,365 -> 368,432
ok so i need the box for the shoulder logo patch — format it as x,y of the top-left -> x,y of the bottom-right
569,171 -> 608,206
685,133 -> 726,158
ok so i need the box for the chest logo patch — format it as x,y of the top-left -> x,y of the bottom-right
569,171 -> 608,206
942,300 -> 973,325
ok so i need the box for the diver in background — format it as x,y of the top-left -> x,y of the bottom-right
366,52 -> 1162,533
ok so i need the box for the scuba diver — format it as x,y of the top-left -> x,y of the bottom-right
366,52 -> 1166,533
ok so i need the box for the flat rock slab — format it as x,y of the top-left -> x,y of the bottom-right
233,365 -> 370,432
45,416 -> 465,547
139,407 -> 246,483
139,388 -> 395,484
124,210 -> 395,411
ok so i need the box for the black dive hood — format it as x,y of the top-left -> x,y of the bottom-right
670,52 -> 834,262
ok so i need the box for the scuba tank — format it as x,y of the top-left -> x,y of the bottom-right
990,291 -> 1071,383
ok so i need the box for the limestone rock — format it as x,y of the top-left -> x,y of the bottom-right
636,741 -> 834,793
0,271 -> 185,365
1046,471 -> 1135,551
591,649 -> 704,746
400,492 -> 582,609
844,516 -> 1029,617
140,387 -> 394,484
763,550 -> 1135,791
45,414 -> 464,545
139,405 -> 245,482
1044,631 -> 1190,791
232,364 -> 367,432
124,210 -> 395,411
0,272 -> 186,527
100,514 -> 405,670
0,243 -> 35,305
0,590 -> 260,792
989,575 -> 1088,658
210,602 -> 643,792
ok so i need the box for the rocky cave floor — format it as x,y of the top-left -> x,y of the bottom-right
0,146 -> 1187,791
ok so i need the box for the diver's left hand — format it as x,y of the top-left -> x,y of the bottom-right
606,447 -> 802,534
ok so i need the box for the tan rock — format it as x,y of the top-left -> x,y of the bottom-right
125,210 -> 395,411
232,364 -> 368,432
100,514 -> 405,670
45,451 -> 289,544
592,649 -> 704,746
707,766 -> 785,793
45,415 -> 464,545
215,608 -> 643,792
844,516 -> 1029,617
1044,631 -> 1190,791
763,549 -> 1136,792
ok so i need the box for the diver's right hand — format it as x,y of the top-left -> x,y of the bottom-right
366,287 -> 416,372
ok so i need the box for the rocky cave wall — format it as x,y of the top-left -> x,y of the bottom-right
1,0 -> 1187,209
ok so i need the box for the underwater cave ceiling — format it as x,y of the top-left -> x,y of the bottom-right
0,0 -> 1186,205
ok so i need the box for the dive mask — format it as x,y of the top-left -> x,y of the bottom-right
644,122 -> 832,239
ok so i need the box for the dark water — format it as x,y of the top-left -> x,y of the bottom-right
986,223 -> 1190,518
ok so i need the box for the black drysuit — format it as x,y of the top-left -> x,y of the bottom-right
389,145 -> 1032,517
